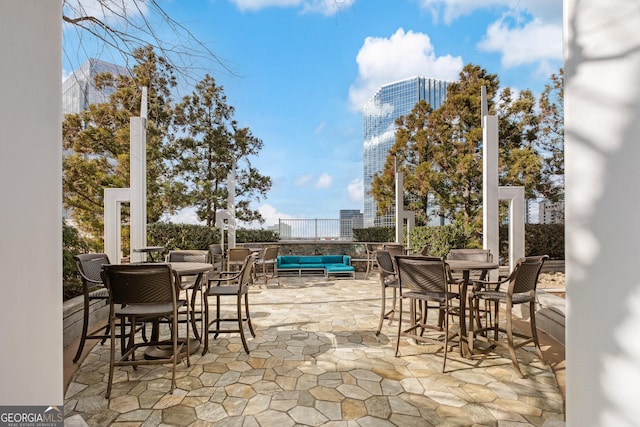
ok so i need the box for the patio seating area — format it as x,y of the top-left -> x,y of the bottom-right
64,272 -> 565,426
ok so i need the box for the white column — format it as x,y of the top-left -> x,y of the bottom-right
395,157 -> 404,244
565,0 -> 640,424
227,161 -> 236,249
104,188 -> 131,264
498,186 -> 525,272
129,115 -> 147,263
0,0 -> 63,405
483,115 -> 499,278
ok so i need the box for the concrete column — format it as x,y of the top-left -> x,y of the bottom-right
483,115 -> 499,278
0,0 -> 63,405
129,116 -> 147,263
565,0 -> 640,424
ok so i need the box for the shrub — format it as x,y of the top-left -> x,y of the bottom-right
408,221 -> 477,257
352,227 -> 395,242
63,222 -> 91,300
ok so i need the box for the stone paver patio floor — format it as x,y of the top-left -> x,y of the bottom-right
64,274 -> 565,426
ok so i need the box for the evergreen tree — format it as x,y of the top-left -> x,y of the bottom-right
172,74 -> 272,227
63,46 -> 178,246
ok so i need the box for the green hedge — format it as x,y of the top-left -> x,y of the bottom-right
499,223 -> 564,261
352,227 -> 395,242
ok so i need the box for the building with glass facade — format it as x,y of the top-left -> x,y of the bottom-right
62,58 -> 129,115
362,76 -> 449,227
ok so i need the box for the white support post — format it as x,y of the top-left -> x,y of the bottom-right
395,156 -> 404,244
498,186 -> 525,273
129,115 -> 147,263
104,188 -> 131,264
227,162 -> 237,249
483,115 -> 500,279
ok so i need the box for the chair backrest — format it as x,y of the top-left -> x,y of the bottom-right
101,263 -> 176,306
74,253 -> 111,286
508,255 -> 549,295
395,255 -> 449,294
375,250 -> 395,275
383,243 -> 405,256
166,249 -> 210,263
446,249 -> 493,280
262,246 -> 279,261
228,248 -> 251,263
238,255 -> 256,287
446,248 -> 493,263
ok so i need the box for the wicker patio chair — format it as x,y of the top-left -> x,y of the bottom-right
469,255 -> 549,377
374,250 -> 399,336
394,255 -> 460,373
255,245 -> 279,286
202,254 -> 256,354
101,263 -> 188,399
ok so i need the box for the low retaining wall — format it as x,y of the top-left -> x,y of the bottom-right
63,295 -> 109,349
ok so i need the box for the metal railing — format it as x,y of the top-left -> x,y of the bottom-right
279,219 -> 354,241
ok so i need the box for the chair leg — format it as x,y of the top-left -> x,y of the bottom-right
237,296 -> 250,354
202,292 -> 210,356
395,298 -> 404,357
244,293 -> 256,338
529,300 -> 545,362
73,298 -> 91,363
442,303 -> 449,373
376,285 -> 387,336
106,317 -> 117,399
505,302 -> 524,378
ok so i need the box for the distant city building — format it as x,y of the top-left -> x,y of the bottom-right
62,58 -> 129,115
362,76 -> 449,227
538,199 -> 565,224
339,209 -> 363,239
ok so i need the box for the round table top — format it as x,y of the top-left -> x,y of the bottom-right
445,259 -> 499,271
169,262 -> 213,276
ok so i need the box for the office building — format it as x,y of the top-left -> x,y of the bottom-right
539,199 -> 565,224
362,76 -> 449,227
339,209 -> 363,239
62,58 -> 129,115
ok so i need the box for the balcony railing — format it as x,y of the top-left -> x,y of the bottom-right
278,218 -> 355,241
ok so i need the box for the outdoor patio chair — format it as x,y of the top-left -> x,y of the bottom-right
226,247 -> 251,272
101,263 -> 188,399
364,243 -> 379,279
255,245 -> 279,286
394,255 -> 460,373
72,253 -> 144,363
374,250 -> 399,336
208,244 -> 224,273
202,254 -> 256,354
469,255 -> 549,377
166,249 -> 210,340
382,243 -> 405,258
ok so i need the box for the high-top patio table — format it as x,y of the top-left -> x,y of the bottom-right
144,261 -> 213,359
446,259 -> 499,357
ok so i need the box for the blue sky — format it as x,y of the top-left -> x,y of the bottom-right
62,0 -> 563,228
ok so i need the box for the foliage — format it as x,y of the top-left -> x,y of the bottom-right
236,229 -> 280,243
537,69 -> 565,202
63,46 -> 179,248
408,221 -> 477,257
372,63 -> 562,236
62,222 -> 92,300
499,223 -> 565,262
352,227 -> 395,243
171,74 -> 272,226
147,222 -> 219,257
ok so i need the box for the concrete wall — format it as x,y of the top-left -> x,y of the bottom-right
0,1 -> 63,404
565,0 -> 640,424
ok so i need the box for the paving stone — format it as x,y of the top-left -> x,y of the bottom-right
64,275 -> 564,426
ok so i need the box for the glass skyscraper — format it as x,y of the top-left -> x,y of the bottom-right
62,58 -> 129,115
362,76 -> 449,227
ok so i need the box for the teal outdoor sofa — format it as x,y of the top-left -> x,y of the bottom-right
276,255 -> 355,278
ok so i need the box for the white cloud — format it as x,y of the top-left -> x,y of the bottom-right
348,28 -> 463,112
162,207 -> 204,225
243,204 -> 293,228
229,0 -> 354,15
315,173 -> 333,189
314,121 -> 326,134
477,18 -> 563,68
418,0 -> 561,25
347,178 -> 363,203
295,174 -> 313,186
